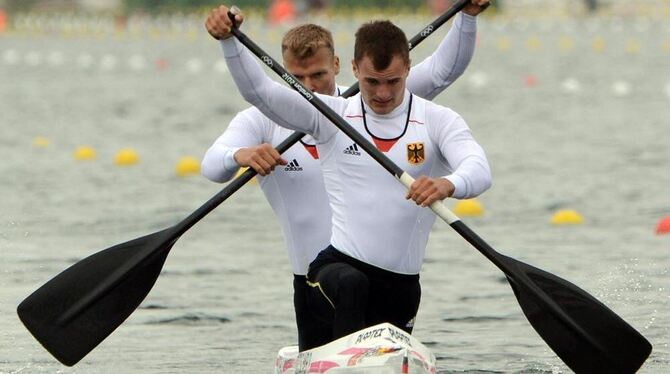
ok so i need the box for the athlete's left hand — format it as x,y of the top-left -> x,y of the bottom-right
406,176 -> 455,207
206,4 -> 244,40
463,0 -> 490,16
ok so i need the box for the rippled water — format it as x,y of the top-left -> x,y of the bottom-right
2,11 -> 669,373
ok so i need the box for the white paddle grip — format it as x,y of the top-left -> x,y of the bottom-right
399,172 -> 460,225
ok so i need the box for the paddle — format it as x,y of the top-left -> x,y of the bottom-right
16,136 -> 290,366
16,3 -> 469,367
227,14 -> 652,374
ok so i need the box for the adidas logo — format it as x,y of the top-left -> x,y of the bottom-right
343,143 -> 361,156
284,159 -> 303,171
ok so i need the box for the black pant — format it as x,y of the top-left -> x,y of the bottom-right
293,274 -> 333,351
303,246 -> 421,350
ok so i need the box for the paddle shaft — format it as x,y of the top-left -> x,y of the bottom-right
178,0 -> 467,235
228,21 -> 613,360
53,6 -> 470,328
177,0 -> 468,235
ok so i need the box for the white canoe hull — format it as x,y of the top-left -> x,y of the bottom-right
275,323 -> 436,374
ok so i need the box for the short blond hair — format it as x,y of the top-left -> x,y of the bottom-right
281,24 -> 335,60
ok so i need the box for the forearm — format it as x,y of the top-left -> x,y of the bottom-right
444,151 -> 491,199
201,143 -> 241,183
220,38 -> 321,136
437,115 -> 492,199
406,13 -> 477,100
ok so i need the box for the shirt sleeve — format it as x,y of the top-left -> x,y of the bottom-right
200,108 -> 268,183
220,38 -> 340,143
429,108 -> 492,199
406,13 -> 477,101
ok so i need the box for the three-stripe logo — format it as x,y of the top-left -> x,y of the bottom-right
343,143 -> 361,156
284,159 -> 303,171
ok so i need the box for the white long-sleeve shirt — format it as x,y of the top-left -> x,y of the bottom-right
204,14 -> 482,275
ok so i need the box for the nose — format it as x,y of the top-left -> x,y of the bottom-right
375,84 -> 392,100
302,77 -> 317,92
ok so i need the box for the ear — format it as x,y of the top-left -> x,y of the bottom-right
352,59 -> 358,78
333,55 -> 340,75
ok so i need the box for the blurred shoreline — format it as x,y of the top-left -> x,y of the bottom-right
0,3 -> 670,41
1,0 -> 670,21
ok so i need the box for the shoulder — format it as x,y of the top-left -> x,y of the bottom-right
416,96 -> 458,117
315,92 -> 352,111
233,106 -> 273,127
236,106 -> 267,120
420,99 -> 464,128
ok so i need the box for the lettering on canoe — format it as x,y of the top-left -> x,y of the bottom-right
294,351 -> 312,374
354,327 -> 385,344
387,326 -> 412,347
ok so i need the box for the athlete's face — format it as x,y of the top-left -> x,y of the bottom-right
352,54 -> 410,115
283,47 -> 340,95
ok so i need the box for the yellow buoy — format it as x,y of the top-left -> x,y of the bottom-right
592,37 -> 606,53
496,36 -> 510,51
33,137 -> 50,148
558,36 -> 574,51
175,156 -> 200,177
454,199 -> 484,217
625,39 -> 641,54
551,209 -> 584,225
114,148 -> 139,166
525,36 -> 542,51
74,145 -> 96,160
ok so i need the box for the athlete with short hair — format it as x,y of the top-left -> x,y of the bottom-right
203,1 -> 490,350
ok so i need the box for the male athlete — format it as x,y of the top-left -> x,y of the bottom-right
204,2 -> 490,350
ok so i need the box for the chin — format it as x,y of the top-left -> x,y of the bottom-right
372,104 -> 392,114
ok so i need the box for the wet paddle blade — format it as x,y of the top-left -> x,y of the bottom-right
506,258 -> 652,374
17,229 -> 176,366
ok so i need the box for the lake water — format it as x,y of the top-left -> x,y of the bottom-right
1,9 -> 669,373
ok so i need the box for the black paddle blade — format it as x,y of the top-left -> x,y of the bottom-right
17,228 -> 177,366
504,257 -> 652,374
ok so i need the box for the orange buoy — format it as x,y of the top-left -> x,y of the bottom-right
0,9 -> 7,33
656,215 -> 670,235
268,0 -> 296,25
155,57 -> 169,71
524,74 -> 538,87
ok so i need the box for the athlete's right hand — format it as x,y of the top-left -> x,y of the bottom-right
234,144 -> 288,176
205,5 -> 244,40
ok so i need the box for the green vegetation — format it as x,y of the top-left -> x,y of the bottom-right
3,0 -> 41,12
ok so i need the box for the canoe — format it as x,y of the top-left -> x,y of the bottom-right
274,322 -> 436,373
